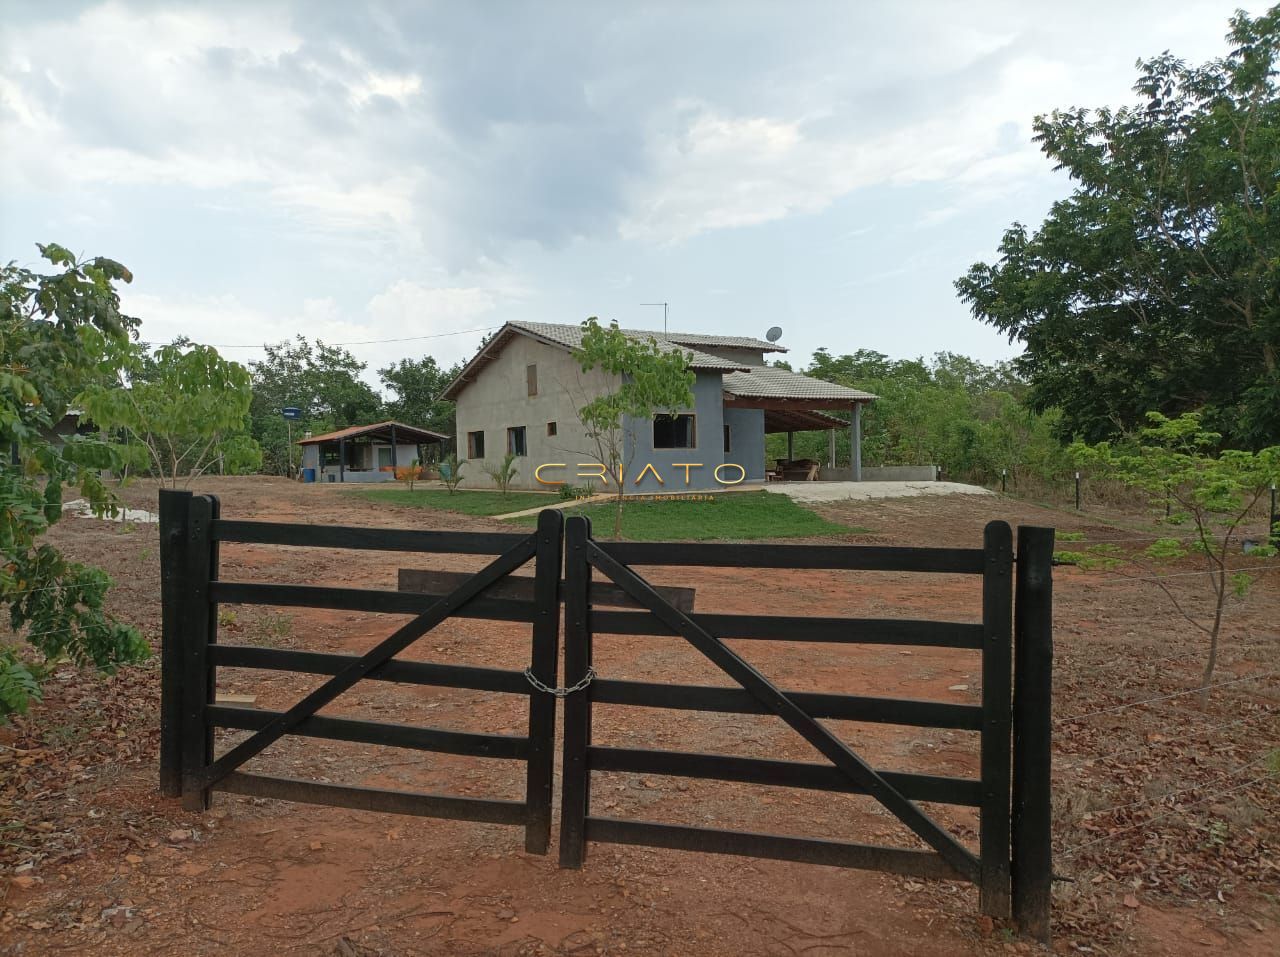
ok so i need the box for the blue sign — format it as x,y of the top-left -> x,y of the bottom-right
281,407 -> 302,420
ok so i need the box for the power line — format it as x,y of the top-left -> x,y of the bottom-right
140,324 -> 502,350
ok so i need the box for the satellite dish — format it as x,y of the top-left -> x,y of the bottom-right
765,326 -> 783,343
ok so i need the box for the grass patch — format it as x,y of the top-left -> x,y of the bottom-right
347,488 -> 556,517
510,491 -> 868,541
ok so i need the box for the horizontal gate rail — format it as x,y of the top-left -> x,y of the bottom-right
219,773 -> 528,825
592,678 -> 983,729
212,519 -> 528,554
194,534 -> 538,791
209,705 -> 531,759
585,818 -> 966,881
162,492 -> 566,856
599,541 -> 985,573
589,610 -> 983,647
588,746 -> 982,805
563,525 -> 984,884
211,645 -> 530,695
211,581 -> 535,622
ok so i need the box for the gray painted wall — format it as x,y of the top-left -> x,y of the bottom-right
453,334 -> 620,491
623,371 -> 727,493
723,407 -> 766,481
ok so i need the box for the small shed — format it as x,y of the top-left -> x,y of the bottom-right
297,421 -> 448,483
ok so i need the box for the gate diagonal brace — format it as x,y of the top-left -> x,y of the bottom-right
584,540 -> 981,884
196,534 -> 539,790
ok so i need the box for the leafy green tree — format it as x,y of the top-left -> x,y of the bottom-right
1072,412 -> 1280,701
784,348 -> 1066,486
378,356 -> 461,439
573,317 -> 695,538
249,337 -> 383,473
80,342 -> 260,487
958,7 -> 1280,447
0,243 -> 148,720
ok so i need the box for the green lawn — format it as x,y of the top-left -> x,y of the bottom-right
510,490 -> 867,541
347,487 -> 557,517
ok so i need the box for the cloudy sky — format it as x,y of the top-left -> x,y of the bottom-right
0,1 -> 1255,388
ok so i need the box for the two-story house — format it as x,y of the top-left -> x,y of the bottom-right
442,321 -> 876,493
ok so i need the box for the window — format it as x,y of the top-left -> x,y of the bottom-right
377,447 -> 394,469
653,414 -> 696,449
507,426 -> 527,456
546,421 -> 557,437
467,430 -> 485,458
526,364 -> 538,396
723,425 -> 731,454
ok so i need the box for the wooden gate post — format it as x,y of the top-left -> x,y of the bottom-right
559,515 -> 593,868
1013,526 -> 1055,942
180,494 -> 220,811
979,521 -> 1013,918
158,489 -> 192,797
524,509 -> 564,854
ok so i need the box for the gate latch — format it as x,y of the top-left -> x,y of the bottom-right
523,666 -> 596,697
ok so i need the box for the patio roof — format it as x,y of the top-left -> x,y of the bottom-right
762,408 -> 848,433
297,420 -> 448,446
723,367 -> 876,412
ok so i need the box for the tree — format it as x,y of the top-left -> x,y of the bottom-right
80,341 -> 260,487
483,451 -> 520,496
249,337 -> 383,474
572,318 -> 695,538
1071,412 -> 1280,702
957,7 -> 1280,447
0,243 -> 149,720
379,356 -> 461,439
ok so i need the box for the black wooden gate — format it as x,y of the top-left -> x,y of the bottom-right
158,490 -> 565,854
557,515 -> 1054,936
158,497 -> 1054,939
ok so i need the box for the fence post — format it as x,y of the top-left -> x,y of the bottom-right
979,520 -> 1013,919
1074,472 -> 1081,510
559,515 -> 593,868
1270,483 -> 1277,548
1013,526 -> 1055,942
158,489 -> 192,797
180,494 -> 220,811
524,509 -> 564,854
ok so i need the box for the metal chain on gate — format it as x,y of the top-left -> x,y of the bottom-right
523,666 -> 596,697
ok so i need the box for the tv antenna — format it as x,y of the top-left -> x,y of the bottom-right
641,302 -> 669,334
766,326 -> 783,343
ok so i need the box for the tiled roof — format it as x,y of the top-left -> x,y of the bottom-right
723,367 -> 877,401
662,331 -> 786,352
506,321 -> 753,371
296,420 -> 449,445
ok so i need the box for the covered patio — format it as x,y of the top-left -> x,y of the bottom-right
722,368 -> 877,481
297,421 -> 448,483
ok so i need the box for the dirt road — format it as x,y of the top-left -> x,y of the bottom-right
1,478 -> 1276,955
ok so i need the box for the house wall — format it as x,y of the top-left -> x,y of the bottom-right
623,371 -> 727,493
453,336 -> 620,490
723,407 -> 766,481
681,345 -> 768,367
299,441 -> 421,482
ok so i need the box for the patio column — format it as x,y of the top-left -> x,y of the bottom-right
339,438 -> 346,483
851,402 -> 862,481
390,424 -> 398,470
828,429 -> 836,468
787,431 -> 794,461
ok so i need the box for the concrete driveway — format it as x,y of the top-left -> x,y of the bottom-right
763,480 -> 993,503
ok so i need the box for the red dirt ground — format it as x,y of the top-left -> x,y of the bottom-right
1,477 -> 1277,956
